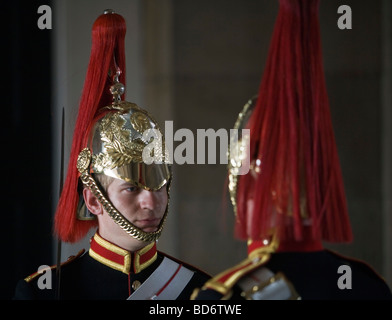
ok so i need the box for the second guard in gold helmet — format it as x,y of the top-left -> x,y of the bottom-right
192,0 -> 392,300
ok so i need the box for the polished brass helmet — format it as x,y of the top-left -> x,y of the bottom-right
228,96 -> 257,216
76,73 -> 171,242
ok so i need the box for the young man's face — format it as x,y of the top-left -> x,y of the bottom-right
106,178 -> 168,233
88,177 -> 168,250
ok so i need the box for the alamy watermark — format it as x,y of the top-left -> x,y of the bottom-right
37,5 -> 52,30
337,5 -> 352,30
36,265 -> 52,290
141,121 -> 251,176
337,264 -> 352,290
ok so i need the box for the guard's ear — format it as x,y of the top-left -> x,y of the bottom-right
83,188 -> 103,216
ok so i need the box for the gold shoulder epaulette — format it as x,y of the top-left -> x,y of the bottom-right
201,252 -> 271,298
24,249 -> 85,283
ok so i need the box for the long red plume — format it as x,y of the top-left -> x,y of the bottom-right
54,12 -> 126,243
235,0 -> 352,245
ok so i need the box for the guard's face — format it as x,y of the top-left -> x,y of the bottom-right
106,178 -> 168,233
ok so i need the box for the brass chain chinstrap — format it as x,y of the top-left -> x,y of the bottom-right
79,172 -> 166,242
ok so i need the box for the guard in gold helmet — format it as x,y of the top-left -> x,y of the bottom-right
14,9 -> 210,300
192,0 -> 392,300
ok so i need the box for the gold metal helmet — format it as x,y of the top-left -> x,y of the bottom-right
55,10 -> 174,244
228,96 -> 257,216
76,72 -> 172,243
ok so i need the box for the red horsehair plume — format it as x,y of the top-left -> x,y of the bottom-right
54,12 -> 126,243
235,0 -> 352,245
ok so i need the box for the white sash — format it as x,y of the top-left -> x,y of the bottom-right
127,257 -> 194,300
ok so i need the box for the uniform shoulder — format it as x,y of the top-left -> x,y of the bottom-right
326,249 -> 392,299
14,249 -> 85,300
326,249 -> 386,281
24,249 -> 85,283
192,254 -> 268,300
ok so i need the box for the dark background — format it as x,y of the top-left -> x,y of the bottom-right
2,0 -> 53,299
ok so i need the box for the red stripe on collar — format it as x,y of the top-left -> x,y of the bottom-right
89,233 -> 157,274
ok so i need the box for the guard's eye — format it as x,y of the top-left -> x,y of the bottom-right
126,185 -> 139,192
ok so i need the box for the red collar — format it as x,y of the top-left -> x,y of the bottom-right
247,239 -> 277,257
89,233 -> 157,274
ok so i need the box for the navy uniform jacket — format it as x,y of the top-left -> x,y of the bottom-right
14,233 -> 211,300
193,249 -> 392,300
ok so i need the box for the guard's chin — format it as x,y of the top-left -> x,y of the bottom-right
135,218 -> 161,233
142,226 -> 159,233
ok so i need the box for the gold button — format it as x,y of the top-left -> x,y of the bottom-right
132,280 -> 141,290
